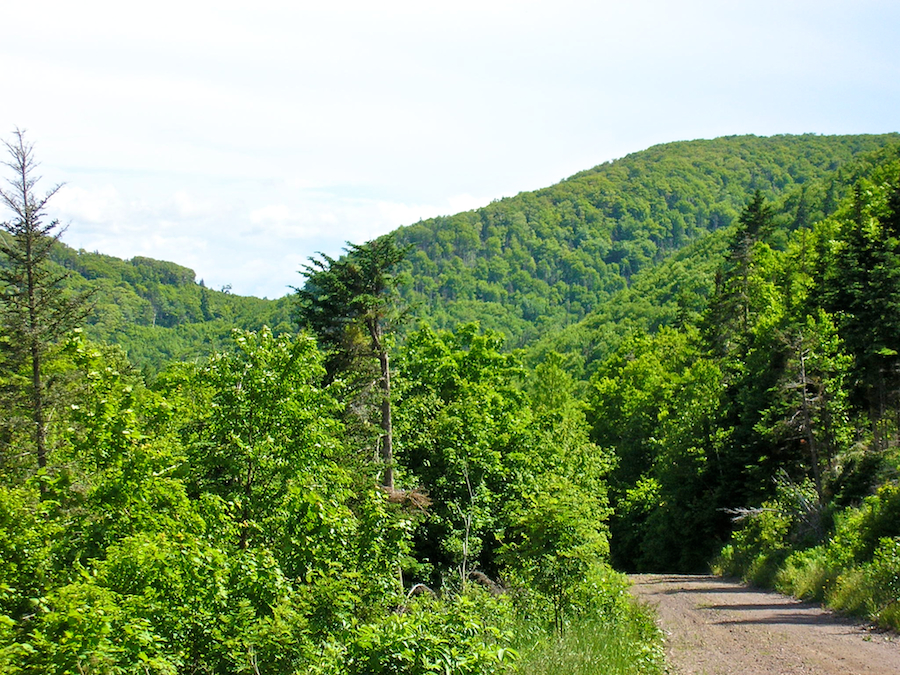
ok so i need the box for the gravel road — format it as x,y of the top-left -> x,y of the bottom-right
629,574 -> 900,675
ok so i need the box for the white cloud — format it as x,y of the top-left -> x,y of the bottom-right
2,0 -> 898,299
173,191 -> 214,219
51,185 -> 125,225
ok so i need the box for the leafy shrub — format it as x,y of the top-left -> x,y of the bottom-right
713,477 -> 830,587
775,546 -> 840,602
713,502 -> 793,586
22,581 -> 180,674
828,484 -> 900,565
827,537 -> 900,628
333,592 -> 517,675
0,486 -> 53,619
868,537 -> 900,626
720,482 -> 900,630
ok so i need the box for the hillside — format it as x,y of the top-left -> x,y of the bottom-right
4,131 -> 900,670
396,133 -> 900,347
47,245 -> 294,369
34,133 -> 900,371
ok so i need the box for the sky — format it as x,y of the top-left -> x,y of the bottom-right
2,0 -> 899,299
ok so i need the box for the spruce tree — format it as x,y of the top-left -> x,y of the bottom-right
822,180 -> 900,429
0,130 -> 90,481
703,190 -> 774,357
295,233 -> 410,489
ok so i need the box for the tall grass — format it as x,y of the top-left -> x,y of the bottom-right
513,603 -> 665,675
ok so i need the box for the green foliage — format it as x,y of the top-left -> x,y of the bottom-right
0,485 -> 54,619
398,134 -> 900,348
500,475 -> 611,632
721,482 -> 900,629
0,327 -> 430,673
296,233 -> 410,489
11,133 -> 900,672
0,131 -> 93,479
180,328 -> 343,548
394,322 -> 618,647
24,578 -> 180,674
296,233 -> 410,372
337,592 -> 517,675
396,323 -> 530,584
818,171 -> 900,422
46,243 -> 294,373
584,148 -> 900,582
588,327 -> 726,572
513,602 -> 665,675
714,479 -> 820,587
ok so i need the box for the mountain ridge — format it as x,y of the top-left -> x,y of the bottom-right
394,132 -> 900,346
36,132 -> 900,368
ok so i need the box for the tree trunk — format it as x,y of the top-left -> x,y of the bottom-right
23,166 -> 47,483
31,342 -> 46,472
379,348 -> 394,490
798,349 -> 823,502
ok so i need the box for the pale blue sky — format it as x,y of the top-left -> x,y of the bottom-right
2,0 -> 898,298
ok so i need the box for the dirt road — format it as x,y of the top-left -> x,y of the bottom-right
629,574 -> 900,675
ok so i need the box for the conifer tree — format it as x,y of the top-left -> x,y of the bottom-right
296,233 -> 410,489
0,130 -> 90,480
822,180 -> 900,430
704,190 -> 774,357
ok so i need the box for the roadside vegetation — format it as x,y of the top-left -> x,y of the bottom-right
4,130 -> 900,671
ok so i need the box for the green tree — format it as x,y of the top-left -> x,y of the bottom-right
500,474 -> 610,633
0,130 -> 90,482
589,327 -> 726,571
704,190 -> 774,355
181,328 -> 342,549
756,311 -> 854,503
821,179 -> 900,433
395,323 -> 528,585
296,233 -> 410,489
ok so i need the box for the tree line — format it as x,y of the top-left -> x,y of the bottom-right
0,132 -> 661,675
585,156 -> 900,630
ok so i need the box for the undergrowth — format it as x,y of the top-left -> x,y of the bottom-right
715,480 -> 900,631
513,602 -> 665,675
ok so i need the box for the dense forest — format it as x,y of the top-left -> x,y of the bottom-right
39,134 -> 900,372
2,132 -> 900,673
395,133 -> 899,347
49,247 -> 294,370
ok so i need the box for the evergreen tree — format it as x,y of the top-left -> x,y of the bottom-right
704,190 -> 774,354
821,180 -> 900,432
0,130 -> 90,480
296,233 -> 410,489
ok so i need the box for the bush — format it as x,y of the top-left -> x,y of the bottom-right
775,546 -> 840,602
712,503 -> 793,586
828,484 -> 900,565
718,482 -> 900,631
333,591 -> 517,675
826,537 -> 900,629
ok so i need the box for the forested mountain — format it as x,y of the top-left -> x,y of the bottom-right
4,132 -> 900,672
43,245 -> 294,369
35,133 -> 900,371
396,133 -> 900,346
582,151 -> 900,614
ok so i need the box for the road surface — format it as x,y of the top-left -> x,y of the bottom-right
629,574 -> 900,675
